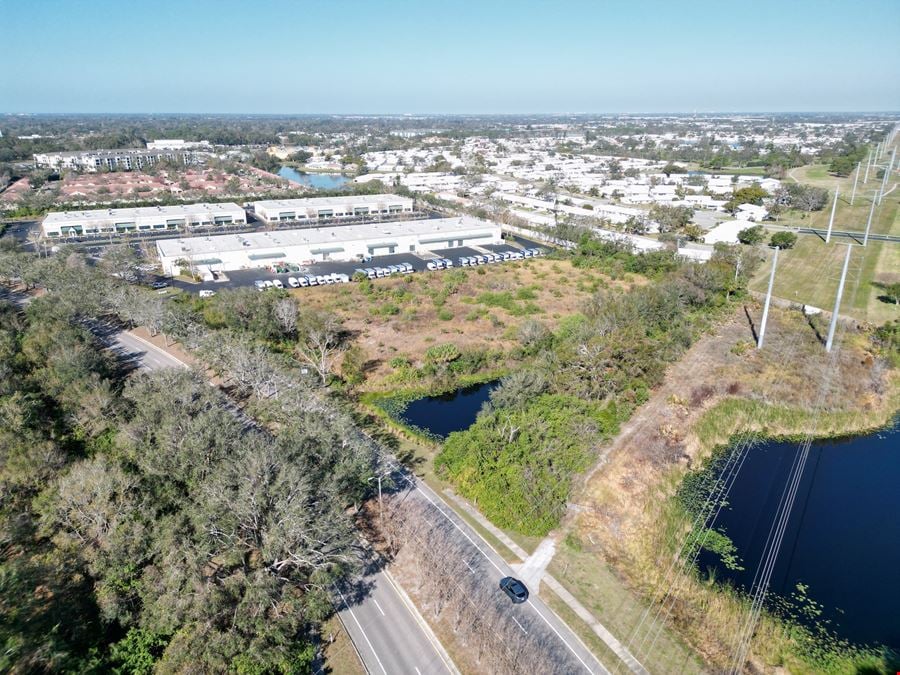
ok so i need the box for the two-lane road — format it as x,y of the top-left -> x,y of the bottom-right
386,461 -> 611,675
337,568 -> 455,675
94,323 -> 457,674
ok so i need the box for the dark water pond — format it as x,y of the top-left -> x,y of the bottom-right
698,420 -> 899,649
277,166 -> 350,189
399,381 -> 496,439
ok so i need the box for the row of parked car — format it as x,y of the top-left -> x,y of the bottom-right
430,247 -> 543,270
353,262 -> 416,279
252,247 -> 544,292
254,273 -> 352,291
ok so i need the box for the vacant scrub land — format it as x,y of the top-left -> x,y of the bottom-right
293,257 -> 636,388
563,303 -> 898,673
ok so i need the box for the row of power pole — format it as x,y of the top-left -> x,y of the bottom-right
757,126 -> 896,353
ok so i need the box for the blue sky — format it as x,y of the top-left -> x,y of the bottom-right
3,0 -> 899,113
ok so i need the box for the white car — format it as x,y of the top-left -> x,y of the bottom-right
263,280 -> 274,289
255,280 -> 267,291
198,289 -> 216,298
272,279 -> 285,289
287,276 -> 300,288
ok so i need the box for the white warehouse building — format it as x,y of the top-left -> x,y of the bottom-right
250,194 -> 414,224
42,203 -> 247,237
155,216 -> 501,275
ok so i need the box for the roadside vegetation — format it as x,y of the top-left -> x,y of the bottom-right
434,234 -> 759,536
0,251 -> 378,672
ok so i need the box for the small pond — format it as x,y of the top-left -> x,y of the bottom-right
277,166 -> 350,189
399,381 -> 497,439
697,420 -> 899,650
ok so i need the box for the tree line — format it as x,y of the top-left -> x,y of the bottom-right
0,247 -> 380,672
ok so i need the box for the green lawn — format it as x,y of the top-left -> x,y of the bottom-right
751,154 -> 899,324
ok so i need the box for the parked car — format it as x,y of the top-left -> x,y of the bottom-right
316,275 -> 329,285
401,262 -> 414,273
198,289 -> 216,298
263,280 -> 274,289
458,257 -> 469,267
271,279 -> 284,289
442,258 -> 453,267
254,280 -> 266,291
150,281 -> 168,289
335,273 -> 350,283
363,268 -> 377,279
297,276 -> 309,287
499,577 -> 529,604
287,277 -> 300,288
426,260 -> 439,271
305,275 -> 318,286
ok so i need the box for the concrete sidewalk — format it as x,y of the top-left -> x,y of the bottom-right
442,489 -> 648,675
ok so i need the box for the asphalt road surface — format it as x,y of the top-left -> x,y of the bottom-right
336,568 -> 455,675
88,318 -> 459,674
384,461 -> 611,675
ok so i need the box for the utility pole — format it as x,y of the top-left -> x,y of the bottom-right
757,247 -> 779,350
877,148 -> 893,205
825,244 -> 852,353
850,161 -> 860,205
826,185 -> 839,243
863,193 -> 877,246
368,469 -> 391,534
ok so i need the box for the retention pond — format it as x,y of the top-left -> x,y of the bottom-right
277,166 -> 350,189
398,381 -> 496,439
697,420 -> 899,650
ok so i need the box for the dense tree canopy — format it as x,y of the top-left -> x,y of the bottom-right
0,251 -> 377,672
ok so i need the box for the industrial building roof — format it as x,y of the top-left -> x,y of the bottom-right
43,203 -> 245,225
250,194 -> 412,211
156,216 -> 496,258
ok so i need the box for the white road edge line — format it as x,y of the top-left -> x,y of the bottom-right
337,590 -> 388,675
121,331 -> 189,369
394,467 -> 600,674
372,598 -> 386,617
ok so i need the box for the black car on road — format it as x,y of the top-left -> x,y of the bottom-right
499,576 -> 528,604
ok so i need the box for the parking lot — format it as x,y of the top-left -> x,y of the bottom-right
156,235 -> 548,295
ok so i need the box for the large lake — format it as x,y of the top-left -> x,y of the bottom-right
399,381 -> 496,439
277,166 -> 350,189
698,420 -> 899,649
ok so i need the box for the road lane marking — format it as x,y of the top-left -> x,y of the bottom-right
464,560 -> 476,574
389,465 -> 505,576
373,598 -> 386,616
337,590 -> 388,675
415,668 -> 422,675
527,599 -> 602,674
512,616 -> 528,634
390,464 -> 599,674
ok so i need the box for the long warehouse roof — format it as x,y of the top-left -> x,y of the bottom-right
43,203 -> 244,224
250,194 -> 412,210
156,216 -> 496,258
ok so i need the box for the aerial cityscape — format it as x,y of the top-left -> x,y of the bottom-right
1,1 -> 898,674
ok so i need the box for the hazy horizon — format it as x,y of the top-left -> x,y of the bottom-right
4,0 -> 898,114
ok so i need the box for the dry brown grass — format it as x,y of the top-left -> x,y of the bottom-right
293,258 -> 636,387
561,302 -> 898,672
